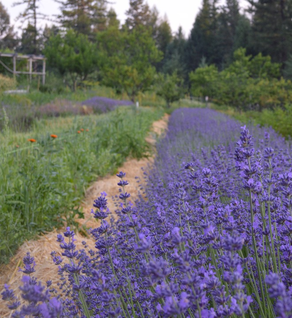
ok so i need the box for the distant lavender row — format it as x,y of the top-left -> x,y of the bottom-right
1,97 -> 133,132
81,96 -> 133,114
38,97 -> 133,117
4,108 -> 292,317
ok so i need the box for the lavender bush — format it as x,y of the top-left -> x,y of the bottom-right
37,100 -> 89,117
1,97 -> 133,131
81,96 -> 133,114
38,97 -> 133,117
4,108 -> 292,317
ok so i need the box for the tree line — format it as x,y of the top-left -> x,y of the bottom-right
1,0 -> 292,108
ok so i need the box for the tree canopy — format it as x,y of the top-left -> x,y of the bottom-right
44,29 -> 97,90
97,25 -> 162,101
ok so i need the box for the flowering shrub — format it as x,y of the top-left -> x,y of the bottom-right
4,108 -> 292,317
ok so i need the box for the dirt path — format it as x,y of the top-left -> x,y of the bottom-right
0,114 -> 169,316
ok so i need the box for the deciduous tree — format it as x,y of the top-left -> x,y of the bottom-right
97,26 -> 162,101
44,29 -> 97,90
156,72 -> 184,107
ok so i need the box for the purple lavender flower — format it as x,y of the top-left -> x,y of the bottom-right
117,180 -> 129,187
7,108 -> 292,317
39,298 -> 63,318
147,258 -> 171,281
119,192 -> 131,200
135,233 -> 152,253
82,96 -> 133,114
2,284 -> 16,301
19,252 -> 36,274
116,171 -> 126,178
63,227 -> 74,238
93,193 -> 108,210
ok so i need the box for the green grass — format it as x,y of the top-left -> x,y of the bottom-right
211,103 -> 292,138
165,98 -> 206,114
0,106 -> 164,263
138,92 -> 207,111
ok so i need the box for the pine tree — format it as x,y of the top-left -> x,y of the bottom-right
248,0 -> 292,65
55,0 -> 108,37
215,0 -> 244,66
233,15 -> 252,53
13,0 -> 46,54
125,0 -> 151,30
0,1 -> 17,50
185,0 -> 219,71
154,15 -> 172,71
16,23 -> 38,54
156,15 -> 172,55
106,8 -> 120,29
92,0 -> 108,33
283,55 -> 292,80
163,27 -> 186,78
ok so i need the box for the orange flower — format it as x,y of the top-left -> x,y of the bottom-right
81,128 -> 84,131
86,129 -> 89,132
28,138 -> 36,143
16,145 -> 19,148
77,131 -> 81,134
50,134 -> 58,139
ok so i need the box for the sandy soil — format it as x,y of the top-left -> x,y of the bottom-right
0,113 -> 169,317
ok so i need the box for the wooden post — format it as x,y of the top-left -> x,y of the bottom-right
13,55 -> 16,80
37,75 -> 40,91
29,58 -> 32,83
42,59 -> 46,85
27,59 -> 29,85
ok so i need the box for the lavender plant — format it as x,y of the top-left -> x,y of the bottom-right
81,96 -> 133,114
4,108 -> 292,317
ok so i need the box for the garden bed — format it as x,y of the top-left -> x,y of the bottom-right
3,108 -> 292,317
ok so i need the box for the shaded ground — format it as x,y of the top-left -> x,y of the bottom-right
0,113 -> 169,317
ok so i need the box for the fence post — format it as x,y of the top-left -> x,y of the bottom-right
29,57 -> 32,83
42,59 -> 46,85
13,55 -> 16,79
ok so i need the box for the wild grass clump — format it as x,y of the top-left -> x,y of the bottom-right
4,108 -> 292,317
0,106 -> 163,264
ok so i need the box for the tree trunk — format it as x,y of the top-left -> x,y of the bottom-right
33,0 -> 37,54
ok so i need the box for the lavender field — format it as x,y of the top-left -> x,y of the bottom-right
3,108 -> 292,317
